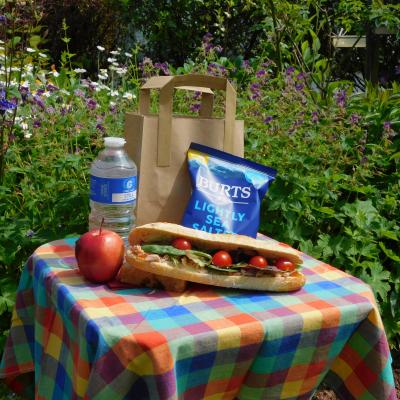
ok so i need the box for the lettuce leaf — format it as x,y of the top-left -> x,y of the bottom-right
141,244 -> 186,256
185,250 -> 212,267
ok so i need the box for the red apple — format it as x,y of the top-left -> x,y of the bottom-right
75,227 -> 124,283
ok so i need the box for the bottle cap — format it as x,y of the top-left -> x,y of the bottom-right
104,137 -> 126,148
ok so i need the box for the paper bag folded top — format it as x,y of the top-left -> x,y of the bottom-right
124,74 -> 244,225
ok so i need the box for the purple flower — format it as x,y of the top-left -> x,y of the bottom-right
256,69 -> 266,78
36,88 -> 45,96
261,61 -> 273,68
74,89 -> 85,98
285,66 -> 295,76
250,82 -> 261,90
0,15 -> 7,24
311,111 -> 319,123
295,83 -> 304,91
296,72 -> 306,80
19,86 -> 29,101
349,113 -> 361,125
86,98 -> 97,110
202,33 -> 213,51
96,123 -> 105,132
109,103 -> 117,113
242,60 -> 251,70
207,62 -> 219,76
204,42 -> 214,52
46,106 -> 55,114
249,82 -> 262,101
33,95 -> 45,110
154,62 -> 170,75
193,91 -> 201,100
33,120 -> 41,128
190,103 -> 201,113
383,121 -> 391,131
203,32 -> 213,42
214,45 -> 223,53
263,116 -> 273,124
335,90 -> 346,108
219,65 -> 227,76
293,118 -> 304,127
395,65 -> 400,75
46,84 -> 59,92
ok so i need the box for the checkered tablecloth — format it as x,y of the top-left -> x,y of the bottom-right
0,237 -> 396,399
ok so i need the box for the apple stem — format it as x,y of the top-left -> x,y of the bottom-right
100,217 -> 104,235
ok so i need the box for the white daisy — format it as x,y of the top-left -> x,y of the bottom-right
109,90 -> 119,97
110,50 -> 120,55
123,92 -> 136,100
125,52 -> 133,58
39,53 -> 47,58
21,122 -> 29,130
98,74 -> 108,80
26,47 -> 36,53
107,57 -> 117,63
97,45 -> 105,51
115,67 -> 128,75
24,132 -> 32,139
74,68 -> 87,74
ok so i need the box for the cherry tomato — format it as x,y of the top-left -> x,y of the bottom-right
212,251 -> 233,267
249,255 -> 268,268
275,258 -> 295,272
172,238 -> 192,250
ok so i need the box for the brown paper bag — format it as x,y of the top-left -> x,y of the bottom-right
124,74 -> 244,225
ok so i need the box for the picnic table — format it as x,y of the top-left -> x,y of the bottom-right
0,236 -> 397,399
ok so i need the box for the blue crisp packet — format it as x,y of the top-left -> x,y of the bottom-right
182,143 -> 277,238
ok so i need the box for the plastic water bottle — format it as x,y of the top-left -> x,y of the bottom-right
89,137 -> 137,242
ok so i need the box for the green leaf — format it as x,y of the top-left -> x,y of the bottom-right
359,262 -> 391,301
380,230 -> 398,241
141,244 -> 186,257
185,250 -> 212,267
315,206 -> 336,215
29,35 -> 42,48
206,264 -> 239,273
379,242 -> 400,262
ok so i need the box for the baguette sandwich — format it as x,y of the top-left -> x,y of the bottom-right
120,223 -> 305,292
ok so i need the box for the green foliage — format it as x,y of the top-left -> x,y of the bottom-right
241,67 -> 400,347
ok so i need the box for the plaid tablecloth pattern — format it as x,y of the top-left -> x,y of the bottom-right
0,237 -> 396,400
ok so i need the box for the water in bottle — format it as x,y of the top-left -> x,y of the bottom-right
89,137 -> 137,242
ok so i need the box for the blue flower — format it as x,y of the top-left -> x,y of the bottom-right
0,98 -> 16,113
0,89 -> 17,114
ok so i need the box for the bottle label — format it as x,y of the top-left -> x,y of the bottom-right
90,175 -> 137,204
